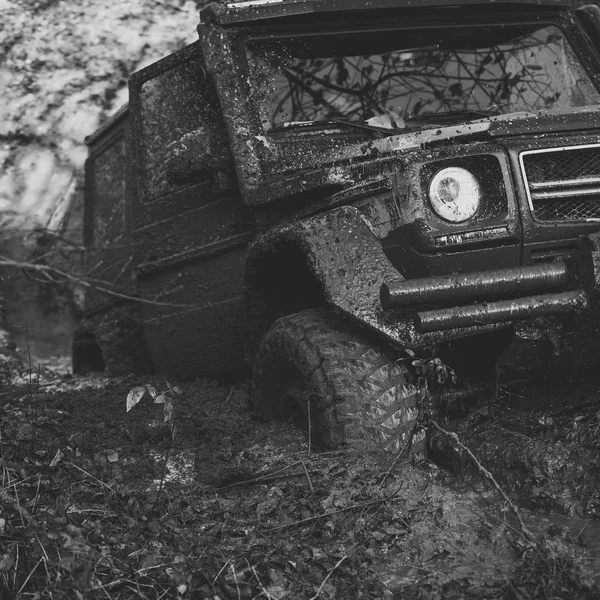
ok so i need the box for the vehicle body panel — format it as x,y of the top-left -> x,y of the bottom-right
76,0 -> 600,379
127,43 -> 255,377
83,105 -> 132,313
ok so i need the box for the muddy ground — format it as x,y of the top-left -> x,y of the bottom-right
1,360 -> 600,599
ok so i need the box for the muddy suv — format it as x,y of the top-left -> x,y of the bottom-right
75,0 -> 600,454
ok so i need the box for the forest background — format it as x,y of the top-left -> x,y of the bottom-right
0,0 -> 207,360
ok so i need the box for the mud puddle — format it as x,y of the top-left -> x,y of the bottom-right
544,512 -> 600,553
425,372 -> 600,597
503,376 -> 600,417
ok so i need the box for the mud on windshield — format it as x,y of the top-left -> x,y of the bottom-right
246,22 -> 600,133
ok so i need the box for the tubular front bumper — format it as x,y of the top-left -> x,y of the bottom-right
380,262 -> 589,334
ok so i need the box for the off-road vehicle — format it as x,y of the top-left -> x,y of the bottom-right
74,0 -> 600,454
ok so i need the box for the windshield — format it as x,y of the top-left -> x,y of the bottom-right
246,23 -> 600,132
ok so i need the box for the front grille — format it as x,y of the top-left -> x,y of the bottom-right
520,144 -> 600,222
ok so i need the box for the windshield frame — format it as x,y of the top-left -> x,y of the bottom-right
198,6 -> 600,205
239,12 -> 600,135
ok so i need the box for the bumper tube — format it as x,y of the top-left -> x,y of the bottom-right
381,262 -> 570,309
416,290 -> 588,333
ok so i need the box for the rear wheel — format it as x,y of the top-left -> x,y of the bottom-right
252,308 -> 426,455
72,305 -> 151,376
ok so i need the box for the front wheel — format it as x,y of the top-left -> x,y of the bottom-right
252,308 -> 426,455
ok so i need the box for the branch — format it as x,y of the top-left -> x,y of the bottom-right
263,484 -> 404,532
428,419 -> 535,543
0,256 -> 197,309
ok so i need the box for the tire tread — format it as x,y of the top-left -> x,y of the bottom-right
253,308 -> 425,454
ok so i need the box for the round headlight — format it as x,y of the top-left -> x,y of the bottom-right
429,167 -> 480,223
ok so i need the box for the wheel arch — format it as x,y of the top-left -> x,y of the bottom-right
72,325 -> 106,374
244,206 -> 404,361
244,236 -> 326,361
72,304 -> 153,377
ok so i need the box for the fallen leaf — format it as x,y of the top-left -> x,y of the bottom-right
50,449 -> 63,467
0,552 -> 15,572
126,387 -> 146,412
164,399 -> 174,423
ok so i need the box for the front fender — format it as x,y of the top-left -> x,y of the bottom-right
245,206 -> 410,352
246,206 -> 514,356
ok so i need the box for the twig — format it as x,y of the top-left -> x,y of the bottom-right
466,496 -> 530,542
300,460 -> 314,492
428,419 -> 535,542
35,536 -> 51,563
495,423 -> 530,441
89,563 -> 176,591
13,543 -> 19,590
250,564 -> 279,600
230,563 -> 242,600
224,471 -> 312,489
157,586 -> 170,600
308,555 -> 346,600
307,398 -> 312,456
217,461 -> 305,490
152,438 -> 173,512
29,474 -> 42,523
67,462 -> 115,493
0,256 -> 196,309
40,549 -> 51,582
0,429 -> 6,488
11,481 -> 26,528
36,363 -> 41,400
17,557 -> 43,595
263,486 -> 403,532
212,561 -> 231,586
25,328 -> 32,393
576,519 -> 590,541
379,427 -> 416,487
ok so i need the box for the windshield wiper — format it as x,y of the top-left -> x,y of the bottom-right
329,118 -> 402,136
405,109 -> 499,124
276,118 -> 403,136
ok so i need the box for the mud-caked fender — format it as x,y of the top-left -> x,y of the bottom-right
244,206 -> 404,359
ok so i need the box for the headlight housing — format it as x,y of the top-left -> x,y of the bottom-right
429,167 -> 481,223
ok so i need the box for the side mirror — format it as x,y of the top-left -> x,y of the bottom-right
577,5 -> 600,49
165,128 -> 235,191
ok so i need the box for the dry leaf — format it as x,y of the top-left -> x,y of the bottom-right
164,399 -> 174,423
50,448 -> 63,467
126,387 -> 146,412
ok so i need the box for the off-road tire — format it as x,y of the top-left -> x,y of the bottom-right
252,308 -> 426,455
73,304 -> 151,377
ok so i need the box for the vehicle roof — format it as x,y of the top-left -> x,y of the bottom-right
200,0 -> 573,25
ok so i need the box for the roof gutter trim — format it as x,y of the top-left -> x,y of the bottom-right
200,0 -> 572,25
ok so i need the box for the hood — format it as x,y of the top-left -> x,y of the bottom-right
368,106 -> 600,156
